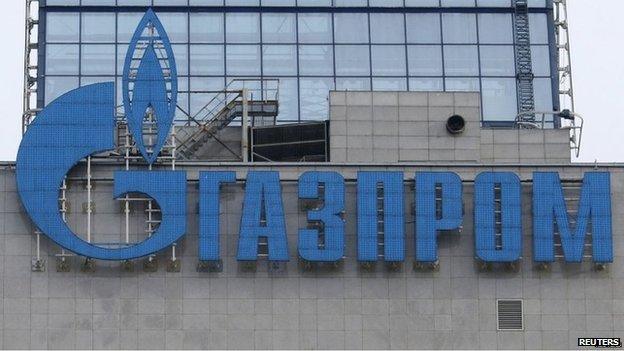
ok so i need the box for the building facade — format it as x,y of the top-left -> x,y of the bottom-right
3,0 -> 622,350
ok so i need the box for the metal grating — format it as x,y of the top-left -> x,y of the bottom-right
497,299 -> 524,331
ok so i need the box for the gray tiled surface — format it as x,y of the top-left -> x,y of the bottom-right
330,91 -> 572,165
0,164 -> 623,349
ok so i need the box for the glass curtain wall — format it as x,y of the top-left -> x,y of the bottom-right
42,0 -> 555,124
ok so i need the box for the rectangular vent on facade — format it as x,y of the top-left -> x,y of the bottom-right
497,299 -> 523,331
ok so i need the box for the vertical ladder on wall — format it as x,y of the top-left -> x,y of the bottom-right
513,0 -> 536,122
23,0 -> 39,133
554,0 -> 575,114
24,0 -> 45,271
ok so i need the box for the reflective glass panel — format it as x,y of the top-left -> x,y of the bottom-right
335,45 -> 370,76
46,13 -> 79,43
442,13 -> 477,44
300,78 -> 334,121
226,13 -> 260,43
226,45 -> 261,75
190,45 -> 225,75
478,14 -> 513,44
334,13 -> 369,43
46,44 -> 79,75
336,78 -> 371,91
190,13 -> 224,43
409,78 -> 443,92
481,78 -> 518,121
532,45 -> 551,77
81,45 -> 116,75
406,14 -> 441,44
371,45 -> 407,76
82,13 -> 115,43
298,13 -> 333,43
262,45 -> 298,76
45,77 -> 79,105
408,45 -> 443,76
299,45 -> 334,76
373,78 -> 407,91
262,13 -> 297,43
443,45 -> 479,76
480,45 -> 516,76
370,13 -> 405,44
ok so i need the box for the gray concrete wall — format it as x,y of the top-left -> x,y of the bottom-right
330,91 -> 572,165
1,163 -> 623,350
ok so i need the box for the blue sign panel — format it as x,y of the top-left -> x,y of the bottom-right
474,172 -> 522,262
14,9 -> 616,267
199,171 -> 236,261
298,171 -> 345,262
237,171 -> 290,262
357,172 -> 405,262
415,172 -> 463,263
533,172 -> 613,263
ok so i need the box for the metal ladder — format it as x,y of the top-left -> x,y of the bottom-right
22,0 -> 40,133
554,0 -> 576,114
24,0 -> 46,271
513,0 -> 536,122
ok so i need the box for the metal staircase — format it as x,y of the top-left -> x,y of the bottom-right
513,0 -> 536,122
176,80 -> 279,161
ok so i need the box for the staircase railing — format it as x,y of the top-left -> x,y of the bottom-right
175,79 -> 280,160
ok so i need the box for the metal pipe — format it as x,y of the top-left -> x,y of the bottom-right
87,156 -> 92,243
241,88 -> 249,162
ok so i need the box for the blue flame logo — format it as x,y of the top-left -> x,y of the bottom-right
123,9 -> 178,164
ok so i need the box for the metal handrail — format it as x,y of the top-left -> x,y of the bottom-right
514,110 -> 584,158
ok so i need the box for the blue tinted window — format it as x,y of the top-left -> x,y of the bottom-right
478,14 -> 513,44
156,13 -> 189,43
262,45 -> 298,76
406,14 -> 441,44
45,77 -> 79,104
444,45 -> 479,76
336,78 -> 371,91
81,45 -> 116,75
532,45 -> 551,77
82,13 -> 115,43
481,78 -> 518,121
334,13 -> 369,43
262,13 -> 297,43
373,78 -> 407,91
409,78 -> 443,92
226,45 -> 261,75
190,45 -> 225,75
190,13 -> 224,43
226,13 -> 260,43
480,45 -> 516,76
335,45 -> 370,76
300,78 -> 334,121
298,13 -> 333,43
408,45 -> 443,76
370,14 -> 405,44
442,13 -> 477,44
371,45 -> 406,76
46,13 -> 79,43
299,45 -> 334,76
46,44 -> 79,75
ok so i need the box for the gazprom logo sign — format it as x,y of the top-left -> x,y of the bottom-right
15,10 -> 613,266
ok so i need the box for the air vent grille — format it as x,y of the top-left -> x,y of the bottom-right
497,299 -> 523,330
